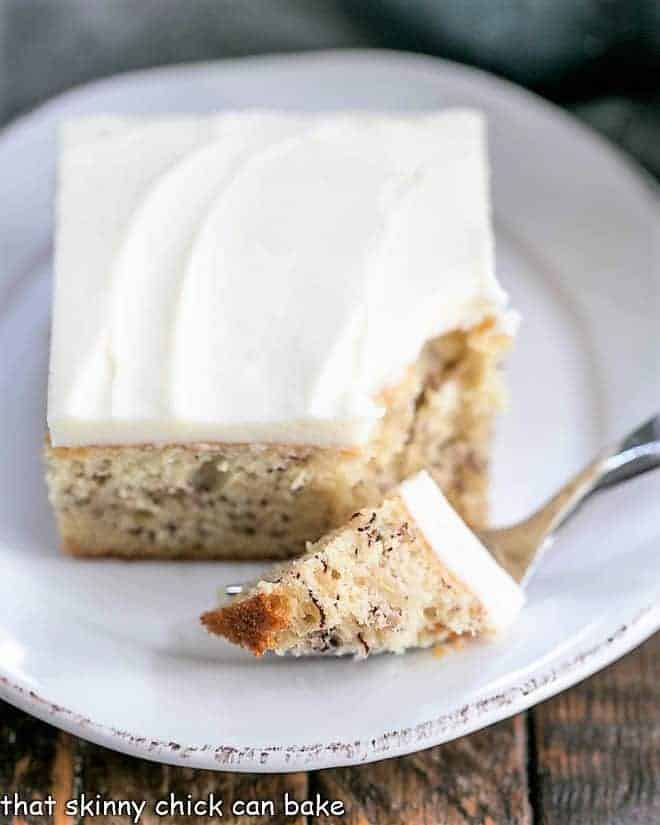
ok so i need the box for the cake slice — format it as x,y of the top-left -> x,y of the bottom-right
45,110 -> 516,560
201,471 -> 524,657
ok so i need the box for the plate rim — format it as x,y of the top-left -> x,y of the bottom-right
2,48 -> 659,204
2,606 -> 658,771
1,48 -> 658,772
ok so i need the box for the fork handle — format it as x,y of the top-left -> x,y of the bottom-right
482,414 -> 660,584
595,415 -> 660,491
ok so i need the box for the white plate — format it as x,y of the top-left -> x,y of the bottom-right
0,50 -> 658,773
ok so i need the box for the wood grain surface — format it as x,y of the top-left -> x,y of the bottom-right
313,715 -> 531,824
0,632 -> 658,825
532,631 -> 660,825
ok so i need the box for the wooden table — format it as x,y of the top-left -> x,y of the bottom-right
1,632 -> 657,824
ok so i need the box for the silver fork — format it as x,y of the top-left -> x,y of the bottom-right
226,414 -> 660,594
481,414 -> 660,585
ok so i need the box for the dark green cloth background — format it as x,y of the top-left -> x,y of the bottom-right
1,1 -> 659,177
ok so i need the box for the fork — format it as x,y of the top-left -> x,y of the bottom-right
226,414 -> 660,594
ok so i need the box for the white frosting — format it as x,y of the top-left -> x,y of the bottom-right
399,471 -> 524,633
48,110 -> 510,447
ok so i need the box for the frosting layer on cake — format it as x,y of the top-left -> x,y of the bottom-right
399,472 -> 524,632
49,110 -> 511,447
